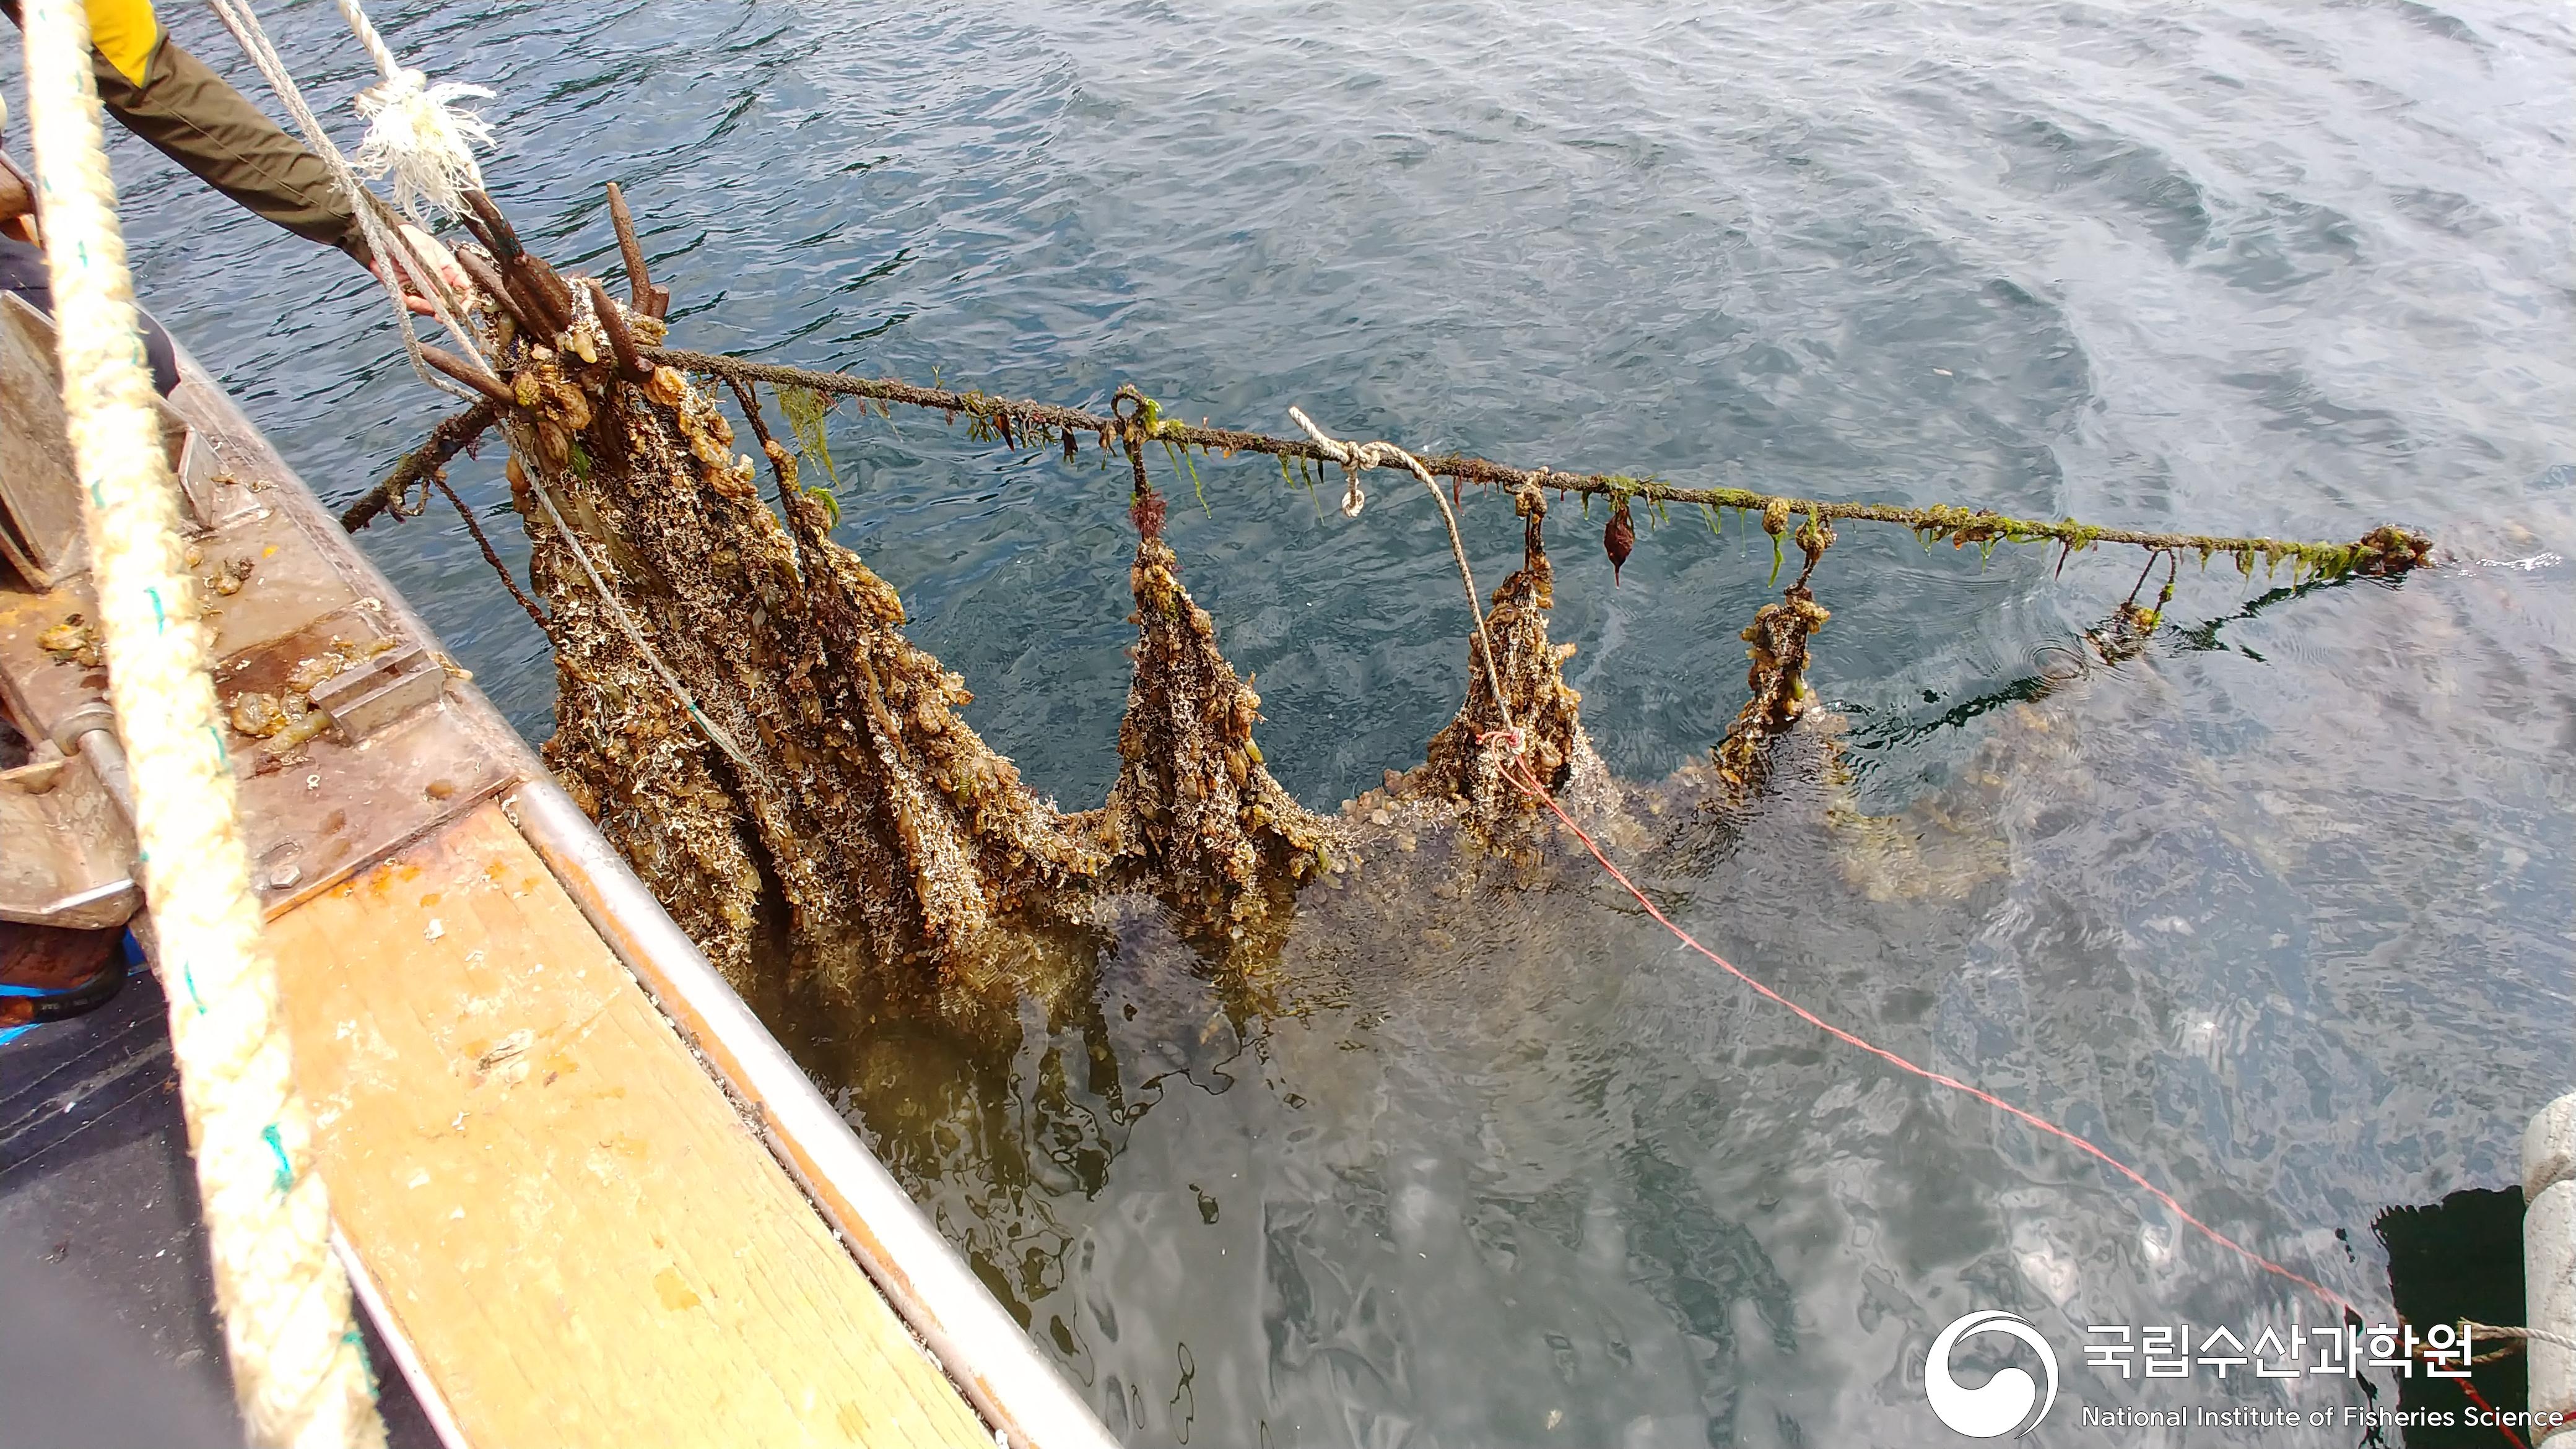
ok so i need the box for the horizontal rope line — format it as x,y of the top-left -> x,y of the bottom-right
638,346 -> 2423,572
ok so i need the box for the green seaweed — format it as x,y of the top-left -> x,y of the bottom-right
778,385 -> 841,489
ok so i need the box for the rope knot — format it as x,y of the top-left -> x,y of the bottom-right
359,63 -> 429,102
1286,406 -> 1371,516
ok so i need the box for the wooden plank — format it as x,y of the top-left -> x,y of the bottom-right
266,803 -> 993,1449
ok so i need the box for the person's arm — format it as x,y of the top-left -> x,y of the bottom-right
4,0 -> 373,263
8,0 -> 472,311
94,20 -> 380,266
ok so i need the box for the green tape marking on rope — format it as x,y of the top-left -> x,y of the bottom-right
207,724 -> 229,770
146,585 -> 167,632
262,1122 -> 294,1193
342,1329 -> 379,1391
179,958 -> 206,1015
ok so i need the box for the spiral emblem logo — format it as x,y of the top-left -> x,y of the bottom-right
1925,1310 -> 2058,1438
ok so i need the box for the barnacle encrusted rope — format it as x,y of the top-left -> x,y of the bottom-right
603,348 -> 2430,581
20,2 -> 385,1443
201,6 -> 721,793
353,348 -> 2434,582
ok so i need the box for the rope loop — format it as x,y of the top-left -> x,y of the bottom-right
1289,406 -> 1518,736
1112,385 -> 1164,446
1286,406 -> 1370,518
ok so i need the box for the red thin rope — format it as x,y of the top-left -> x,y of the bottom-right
1489,745 -> 2357,1320
1500,749 -> 2546,1442
2458,1380 -> 2529,1449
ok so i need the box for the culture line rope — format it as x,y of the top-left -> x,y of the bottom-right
346,344 -> 2434,589
20,1 -> 384,1443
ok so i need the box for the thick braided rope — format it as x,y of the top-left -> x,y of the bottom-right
20,3 -> 384,1444
329,0 -> 407,84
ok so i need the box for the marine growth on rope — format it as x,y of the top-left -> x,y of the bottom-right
402,184 -> 2435,983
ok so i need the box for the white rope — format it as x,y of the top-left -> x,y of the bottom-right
2470,1322 -> 2576,1353
518,456 -> 763,777
1288,406 -> 1518,739
20,2 -> 384,1444
199,0 -> 490,402
331,0 -> 494,224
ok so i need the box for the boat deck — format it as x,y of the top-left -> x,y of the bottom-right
2,291 -> 1085,1445
2,950 -> 450,1448
271,803 -> 990,1448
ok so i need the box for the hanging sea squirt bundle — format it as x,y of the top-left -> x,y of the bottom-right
1395,481 -> 1612,842
441,196 -> 1108,983
375,185 -> 2434,986
1100,426 -> 1334,928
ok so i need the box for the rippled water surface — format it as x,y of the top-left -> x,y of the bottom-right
23,1 -> 2576,1442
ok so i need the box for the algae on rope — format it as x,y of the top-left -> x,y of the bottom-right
402,184 -> 2437,985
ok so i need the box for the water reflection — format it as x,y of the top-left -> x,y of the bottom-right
24,0 -> 2567,1439
765,532 -> 2569,1446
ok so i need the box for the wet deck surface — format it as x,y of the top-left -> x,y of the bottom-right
4,803 -> 1006,1449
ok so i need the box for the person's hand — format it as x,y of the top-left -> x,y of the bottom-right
372,224 -> 471,316
0,152 -> 40,247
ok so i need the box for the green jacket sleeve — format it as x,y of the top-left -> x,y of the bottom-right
2,1 -> 373,266
96,31 -> 375,266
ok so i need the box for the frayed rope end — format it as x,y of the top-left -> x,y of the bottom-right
350,69 -> 495,224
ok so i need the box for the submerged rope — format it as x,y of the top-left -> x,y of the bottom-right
20,3 -> 385,1443
1484,739 -> 2364,1326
